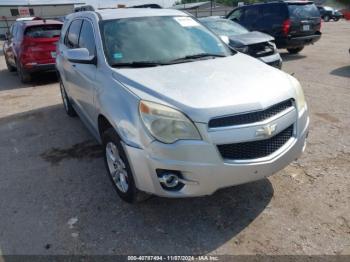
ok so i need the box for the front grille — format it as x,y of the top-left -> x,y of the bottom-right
209,99 -> 293,128
248,42 -> 275,58
217,125 -> 294,160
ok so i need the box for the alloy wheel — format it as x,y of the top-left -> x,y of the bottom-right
105,142 -> 129,193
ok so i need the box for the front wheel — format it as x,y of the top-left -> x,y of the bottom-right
323,15 -> 330,22
333,17 -> 339,22
287,47 -> 304,54
102,128 -> 150,203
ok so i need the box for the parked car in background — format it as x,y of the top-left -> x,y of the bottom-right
226,1 -> 322,54
317,6 -> 343,22
3,19 -> 62,83
200,17 -> 282,69
56,9 -> 309,203
342,9 -> 350,20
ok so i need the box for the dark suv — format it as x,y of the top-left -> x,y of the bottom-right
226,1 -> 322,54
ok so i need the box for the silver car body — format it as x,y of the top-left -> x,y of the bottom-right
56,9 -> 309,197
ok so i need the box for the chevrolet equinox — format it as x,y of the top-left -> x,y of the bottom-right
56,9 -> 309,203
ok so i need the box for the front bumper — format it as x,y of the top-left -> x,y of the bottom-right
124,108 -> 309,198
259,53 -> 283,69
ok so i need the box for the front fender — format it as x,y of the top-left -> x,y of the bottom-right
95,74 -> 153,149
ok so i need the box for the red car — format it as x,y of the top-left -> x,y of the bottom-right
340,8 -> 350,20
3,19 -> 62,83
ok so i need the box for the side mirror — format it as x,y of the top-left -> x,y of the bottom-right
64,48 -> 96,65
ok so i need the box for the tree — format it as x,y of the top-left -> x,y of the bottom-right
336,0 -> 349,4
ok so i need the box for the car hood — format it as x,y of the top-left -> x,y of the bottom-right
229,31 -> 274,47
112,53 -> 295,123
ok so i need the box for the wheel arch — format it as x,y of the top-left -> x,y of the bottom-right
98,114 -> 122,142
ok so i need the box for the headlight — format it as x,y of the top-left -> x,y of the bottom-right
268,41 -> 277,50
235,46 -> 249,53
139,100 -> 201,144
288,75 -> 306,113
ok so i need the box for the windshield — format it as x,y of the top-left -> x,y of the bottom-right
25,25 -> 62,38
101,16 -> 231,66
288,4 -> 320,19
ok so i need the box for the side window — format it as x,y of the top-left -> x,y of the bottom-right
260,4 -> 288,24
228,9 -> 243,22
242,6 -> 260,26
78,20 -> 96,56
65,19 -> 82,48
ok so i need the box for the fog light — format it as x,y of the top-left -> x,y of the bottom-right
156,169 -> 184,191
159,173 -> 179,188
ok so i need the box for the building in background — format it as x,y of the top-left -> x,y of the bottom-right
0,0 -> 84,36
172,1 -> 232,17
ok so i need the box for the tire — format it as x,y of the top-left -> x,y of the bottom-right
324,15 -> 330,22
59,80 -> 77,117
102,128 -> 150,203
333,17 -> 339,22
287,47 -> 304,54
16,60 -> 31,83
5,56 -> 16,72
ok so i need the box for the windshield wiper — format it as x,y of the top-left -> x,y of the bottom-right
168,53 -> 227,64
111,61 -> 166,68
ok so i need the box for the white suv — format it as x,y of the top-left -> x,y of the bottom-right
56,8 -> 309,203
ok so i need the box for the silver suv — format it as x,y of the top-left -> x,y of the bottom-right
56,8 -> 309,203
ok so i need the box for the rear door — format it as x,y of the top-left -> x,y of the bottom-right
258,3 -> 289,37
22,24 -> 62,64
287,2 -> 321,37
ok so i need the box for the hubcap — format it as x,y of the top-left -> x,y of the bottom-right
105,142 -> 129,193
60,82 -> 69,111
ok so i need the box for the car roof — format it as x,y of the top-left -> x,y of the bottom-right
20,19 -> 63,27
239,1 -> 314,7
95,8 -> 188,20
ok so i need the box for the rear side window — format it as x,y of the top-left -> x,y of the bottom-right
65,19 -> 82,48
242,6 -> 260,25
78,20 -> 96,56
24,25 -> 62,38
261,4 -> 288,23
288,4 -> 320,19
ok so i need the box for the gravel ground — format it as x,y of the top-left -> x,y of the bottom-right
0,20 -> 349,256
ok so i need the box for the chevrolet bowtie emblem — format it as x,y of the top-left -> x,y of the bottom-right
256,124 -> 277,138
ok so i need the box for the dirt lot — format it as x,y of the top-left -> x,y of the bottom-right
0,21 -> 349,256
